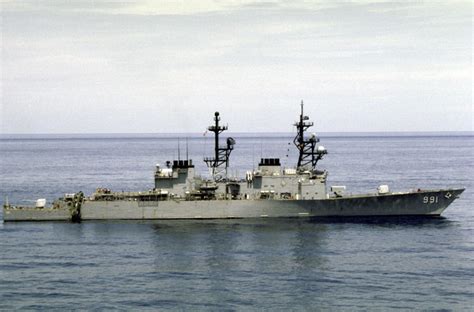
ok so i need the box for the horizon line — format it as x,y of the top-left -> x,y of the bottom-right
1,130 -> 472,137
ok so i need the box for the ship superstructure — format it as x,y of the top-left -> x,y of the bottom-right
3,102 -> 465,221
153,102 -> 328,202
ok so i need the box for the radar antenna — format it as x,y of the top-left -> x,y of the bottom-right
204,112 -> 236,180
293,100 -> 327,171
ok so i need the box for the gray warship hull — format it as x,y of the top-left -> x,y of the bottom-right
3,104 -> 466,222
3,189 -> 464,222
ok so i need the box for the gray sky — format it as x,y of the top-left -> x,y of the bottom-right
1,0 -> 472,133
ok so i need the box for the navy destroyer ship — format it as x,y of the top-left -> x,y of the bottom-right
3,102 -> 464,221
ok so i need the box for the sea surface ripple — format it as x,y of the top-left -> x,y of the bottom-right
0,134 -> 473,310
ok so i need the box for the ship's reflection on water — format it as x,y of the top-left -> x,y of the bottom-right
138,216 -> 458,307
148,219 -> 331,307
0,215 -> 468,310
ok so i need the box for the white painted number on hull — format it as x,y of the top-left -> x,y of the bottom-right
423,196 -> 438,204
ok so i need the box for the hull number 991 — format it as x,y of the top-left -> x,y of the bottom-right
423,196 -> 438,204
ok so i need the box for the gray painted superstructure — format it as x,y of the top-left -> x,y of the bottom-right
3,102 -> 465,221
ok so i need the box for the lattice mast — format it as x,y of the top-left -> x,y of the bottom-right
204,112 -> 235,180
293,101 -> 327,171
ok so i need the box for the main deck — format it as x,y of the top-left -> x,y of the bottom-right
3,189 -> 464,222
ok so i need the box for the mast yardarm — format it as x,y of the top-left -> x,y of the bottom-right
293,101 -> 327,171
204,112 -> 235,180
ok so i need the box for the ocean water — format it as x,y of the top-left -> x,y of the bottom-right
0,134 -> 473,310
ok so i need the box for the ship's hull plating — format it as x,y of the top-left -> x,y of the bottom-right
3,189 -> 464,222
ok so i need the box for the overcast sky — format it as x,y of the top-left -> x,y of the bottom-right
1,0 -> 472,133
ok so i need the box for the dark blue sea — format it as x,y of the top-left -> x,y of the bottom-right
0,134 -> 473,310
